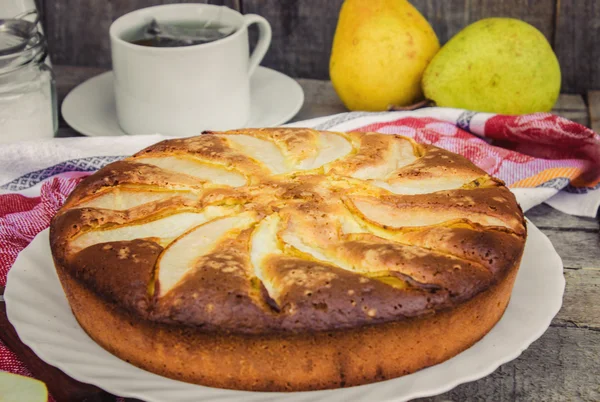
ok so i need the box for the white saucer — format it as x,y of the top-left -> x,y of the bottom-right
61,67 -> 304,137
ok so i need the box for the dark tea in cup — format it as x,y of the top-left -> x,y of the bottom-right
125,20 -> 235,47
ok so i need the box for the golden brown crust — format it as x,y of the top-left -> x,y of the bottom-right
70,240 -> 160,315
50,128 -> 527,390
327,133 -> 417,176
337,234 -> 493,301
55,252 -> 521,391
395,145 -> 487,179
133,134 -> 269,179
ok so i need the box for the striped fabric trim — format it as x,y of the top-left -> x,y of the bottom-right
0,156 -> 124,192
512,167 -> 583,188
511,167 -> 600,193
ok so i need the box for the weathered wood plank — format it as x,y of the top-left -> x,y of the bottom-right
555,0 -> 600,94
42,0 -> 600,93
43,0 -> 238,68
588,90 -> 600,133
553,93 -> 590,127
242,0 -> 343,80
554,267 -> 600,330
526,204 -> 599,230
555,93 -> 587,110
544,229 -> 600,269
412,0 -> 555,44
418,327 -> 600,401
292,79 -> 347,123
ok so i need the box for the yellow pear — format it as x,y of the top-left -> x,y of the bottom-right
330,0 -> 440,111
0,372 -> 48,402
422,18 -> 561,114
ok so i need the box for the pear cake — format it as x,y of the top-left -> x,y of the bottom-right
50,128 -> 526,391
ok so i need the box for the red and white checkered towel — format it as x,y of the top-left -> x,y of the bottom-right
1,108 -> 599,400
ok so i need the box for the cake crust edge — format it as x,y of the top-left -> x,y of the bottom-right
54,251 -> 522,392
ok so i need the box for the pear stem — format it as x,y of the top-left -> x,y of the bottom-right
387,99 -> 433,111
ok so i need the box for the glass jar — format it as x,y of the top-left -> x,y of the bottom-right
0,32 -> 57,144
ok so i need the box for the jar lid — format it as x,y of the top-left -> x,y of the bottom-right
0,10 -> 39,56
0,32 -> 46,74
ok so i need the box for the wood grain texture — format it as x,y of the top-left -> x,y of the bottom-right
41,0 -> 600,92
555,0 -> 600,93
418,327 -> 600,401
526,203 -> 599,230
411,0 -> 555,44
555,267 -> 600,330
44,0 -> 238,68
588,90 -> 600,133
293,78 -> 347,122
243,0 -> 344,80
544,229 -> 600,269
553,93 -> 590,126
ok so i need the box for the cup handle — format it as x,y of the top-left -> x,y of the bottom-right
243,14 -> 272,76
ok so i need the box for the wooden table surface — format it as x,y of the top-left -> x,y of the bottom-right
42,65 -> 600,400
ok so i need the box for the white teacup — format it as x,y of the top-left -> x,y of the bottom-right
109,4 -> 272,136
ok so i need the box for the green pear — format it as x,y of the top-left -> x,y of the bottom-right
422,18 -> 561,114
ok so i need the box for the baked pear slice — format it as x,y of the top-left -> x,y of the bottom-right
249,213 -> 284,302
133,155 -> 247,187
345,194 -> 519,232
156,212 -> 258,297
0,372 -> 48,402
75,188 -> 196,210
70,206 -> 236,252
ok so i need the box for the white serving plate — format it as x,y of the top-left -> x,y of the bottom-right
5,220 -> 564,401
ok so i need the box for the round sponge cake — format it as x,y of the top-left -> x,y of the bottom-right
50,128 -> 526,391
